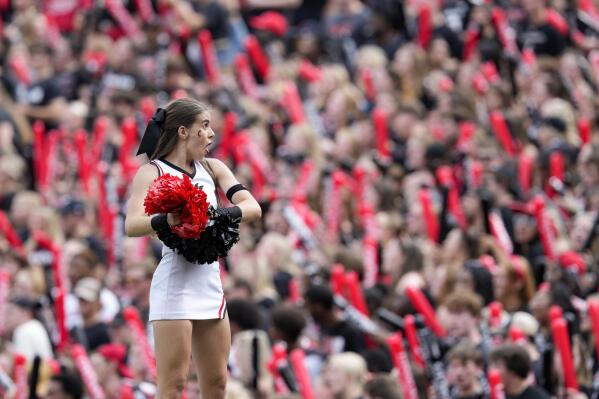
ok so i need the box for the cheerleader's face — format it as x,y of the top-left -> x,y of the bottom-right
184,111 -> 214,160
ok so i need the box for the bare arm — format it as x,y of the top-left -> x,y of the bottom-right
124,164 -> 162,237
207,158 -> 262,222
21,97 -> 67,123
168,0 -> 206,31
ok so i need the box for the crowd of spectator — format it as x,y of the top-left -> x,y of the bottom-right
3,0 -> 599,398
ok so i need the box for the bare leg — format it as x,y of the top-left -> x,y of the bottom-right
191,315 -> 231,399
153,320 -> 193,399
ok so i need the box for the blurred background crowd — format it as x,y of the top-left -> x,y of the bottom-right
3,0 -> 599,398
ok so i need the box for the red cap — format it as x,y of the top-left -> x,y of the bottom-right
98,343 -> 126,364
558,251 -> 586,276
97,343 -> 134,378
299,60 -> 323,82
250,11 -> 288,37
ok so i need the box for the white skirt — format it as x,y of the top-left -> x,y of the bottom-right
149,249 -> 226,321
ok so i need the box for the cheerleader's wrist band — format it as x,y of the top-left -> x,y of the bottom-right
216,206 -> 242,220
151,214 -> 170,231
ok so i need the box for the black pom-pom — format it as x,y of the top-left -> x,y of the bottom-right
155,206 -> 241,264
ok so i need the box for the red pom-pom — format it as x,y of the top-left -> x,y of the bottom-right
144,174 -> 210,239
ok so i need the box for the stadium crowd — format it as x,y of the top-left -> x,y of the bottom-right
3,0 -> 599,398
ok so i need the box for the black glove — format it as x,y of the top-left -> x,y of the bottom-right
212,206 -> 242,222
151,214 -> 170,232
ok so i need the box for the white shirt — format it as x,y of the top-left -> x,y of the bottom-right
12,320 -> 53,361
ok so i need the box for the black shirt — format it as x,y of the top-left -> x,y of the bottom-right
192,1 -> 229,40
71,322 -> 112,352
518,22 -> 566,57
101,70 -> 140,92
17,78 -> 62,107
324,320 -> 367,354
455,394 -> 485,399
14,76 -> 64,130
442,0 -> 472,32
292,0 -> 325,25
508,386 -> 551,399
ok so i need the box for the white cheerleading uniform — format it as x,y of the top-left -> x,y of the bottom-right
148,159 -> 226,322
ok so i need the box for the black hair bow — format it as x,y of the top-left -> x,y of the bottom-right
137,108 -> 167,157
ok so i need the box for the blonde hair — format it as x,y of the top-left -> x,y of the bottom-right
0,154 -> 26,181
264,234 -> 298,273
31,206 -> 65,244
11,191 -> 43,228
392,44 -> 428,105
327,84 -> 364,127
541,98 -> 578,146
335,128 -> 360,161
327,352 -> 367,384
12,190 -> 42,209
14,267 -> 46,298
235,256 -> 277,302
323,64 -> 350,87
286,124 -> 324,167
356,45 -> 388,70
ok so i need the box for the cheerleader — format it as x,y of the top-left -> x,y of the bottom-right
125,98 -> 262,399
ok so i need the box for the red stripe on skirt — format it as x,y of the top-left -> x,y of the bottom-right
218,295 -> 225,319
